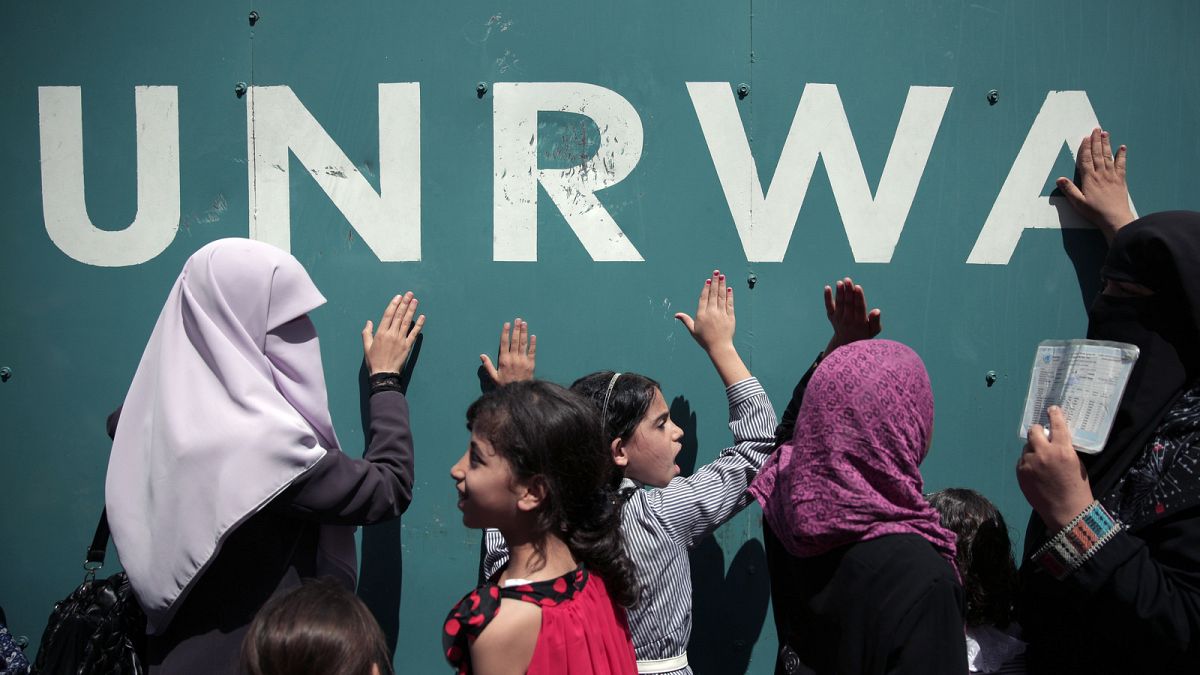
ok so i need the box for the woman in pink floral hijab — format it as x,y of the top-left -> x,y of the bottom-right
751,337 -> 966,675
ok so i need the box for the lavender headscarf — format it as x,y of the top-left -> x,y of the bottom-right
105,238 -> 356,633
749,339 -> 958,575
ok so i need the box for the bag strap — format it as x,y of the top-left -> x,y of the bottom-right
84,509 -> 110,578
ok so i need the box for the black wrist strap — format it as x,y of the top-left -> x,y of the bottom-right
369,372 -> 404,396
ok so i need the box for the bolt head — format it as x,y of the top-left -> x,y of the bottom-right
736,83 -> 750,98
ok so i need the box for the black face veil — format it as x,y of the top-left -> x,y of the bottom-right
1083,211 -> 1200,498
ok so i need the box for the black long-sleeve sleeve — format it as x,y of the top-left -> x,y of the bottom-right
1023,506 -> 1200,673
106,388 -> 415,527
1076,520 -> 1200,655
773,353 -> 823,445
768,352 -> 822,675
269,389 -> 414,525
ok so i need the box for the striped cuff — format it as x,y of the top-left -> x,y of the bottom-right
726,377 -> 765,408
1032,501 -> 1122,580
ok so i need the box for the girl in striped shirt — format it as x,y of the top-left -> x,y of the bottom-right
480,269 -> 778,675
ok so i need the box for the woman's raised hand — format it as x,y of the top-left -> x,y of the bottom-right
824,277 -> 882,354
362,292 -> 426,375
675,270 -> 751,386
1056,128 -> 1136,243
480,318 -> 536,385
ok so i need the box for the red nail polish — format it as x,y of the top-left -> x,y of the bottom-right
719,275 -> 725,280
706,279 -> 711,284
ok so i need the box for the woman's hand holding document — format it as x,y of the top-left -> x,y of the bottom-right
1020,339 -> 1140,454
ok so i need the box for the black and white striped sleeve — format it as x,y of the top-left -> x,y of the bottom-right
481,527 -> 510,581
643,377 -> 777,549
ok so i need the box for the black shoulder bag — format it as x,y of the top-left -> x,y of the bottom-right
32,509 -> 146,675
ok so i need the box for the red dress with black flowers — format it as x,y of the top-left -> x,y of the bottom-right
443,565 -> 637,675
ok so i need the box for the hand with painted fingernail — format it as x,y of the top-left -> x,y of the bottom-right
675,270 -> 751,386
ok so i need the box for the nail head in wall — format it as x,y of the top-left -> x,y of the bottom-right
1,367 -> 12,383
737,83 -> 750,99
476,82 -> 489,98
248,10 -> 260,26
234,82 -> 248,98
985,370 -> 998,386
986,89 -> 999,105
747,272 -> 758,289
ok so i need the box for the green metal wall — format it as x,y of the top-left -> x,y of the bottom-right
3,1 -> 1199,672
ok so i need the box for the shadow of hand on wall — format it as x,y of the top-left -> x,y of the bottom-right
1050,187 -> 1109,308
355,334 -> 423,653
688,537 -> 771,674
671,396 -> 699,476
671,396 -> 770,673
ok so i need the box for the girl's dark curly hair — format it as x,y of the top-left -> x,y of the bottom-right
466,380 -> 639,607
569,371 -> 661,444
927,488 -> 1018,628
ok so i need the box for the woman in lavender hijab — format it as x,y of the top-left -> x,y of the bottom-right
104,238 -> 424,674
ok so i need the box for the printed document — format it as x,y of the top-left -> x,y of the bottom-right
1020,339 -> 1139,454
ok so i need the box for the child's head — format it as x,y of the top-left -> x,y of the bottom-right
240,577 -> 392,675
453,380 -> 639,606
927,488 -> 1018,628
571,371 -> 684,487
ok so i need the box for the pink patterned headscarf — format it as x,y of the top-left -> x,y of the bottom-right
749,339 -> 958,575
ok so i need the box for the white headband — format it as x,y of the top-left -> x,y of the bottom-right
600,372 -> 622,430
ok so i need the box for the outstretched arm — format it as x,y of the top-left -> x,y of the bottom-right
273,293 -> 425,524
1057,127 -> 1136,244
675,270 -> 751,387
481,318 -> 536,385
641,377 -> 777,548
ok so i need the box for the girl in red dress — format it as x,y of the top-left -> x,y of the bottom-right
444,381 -> 639,675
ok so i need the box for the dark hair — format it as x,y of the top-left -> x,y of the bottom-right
927,488 -> 1018,628
240,577 -> 392,675
466,380 -> 639,607
569,371 -> 661,443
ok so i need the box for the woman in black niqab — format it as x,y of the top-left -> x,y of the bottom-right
1083,210 -> 1200,503
1018,142 -> 1200,674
